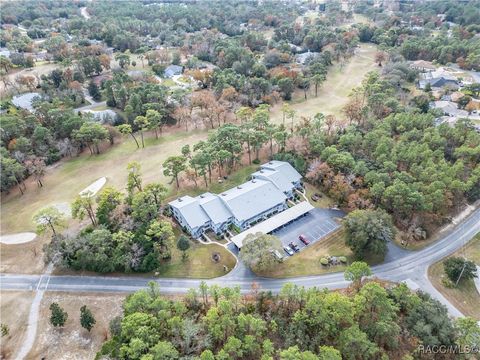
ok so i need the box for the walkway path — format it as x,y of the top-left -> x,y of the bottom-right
14,263 -> 54,360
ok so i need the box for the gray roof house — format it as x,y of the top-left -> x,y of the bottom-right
164,65 -> 183,78
295,51 -> 319,65
11,92 -> 42,112
169,161 -> 303,241
418,76 -> 458,90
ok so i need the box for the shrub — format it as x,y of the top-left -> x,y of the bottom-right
320,258 -> 329,266
338,256 -> 347,263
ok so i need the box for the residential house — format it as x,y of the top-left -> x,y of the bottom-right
296,51 -> 319,65
11,92 -> 42,112
164,65 -> 183,78
418,75 -> 458,90
169,161 -> 303,239
410,60 -> 436,72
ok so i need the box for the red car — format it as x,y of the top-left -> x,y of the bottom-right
298,234 -> 310,245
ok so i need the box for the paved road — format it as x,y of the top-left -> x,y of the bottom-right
2,207 -> 480,296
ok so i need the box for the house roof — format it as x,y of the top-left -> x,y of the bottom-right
169,161 -> 300,232
11,92 -> 41,112
169,195 -> 211,229
198,192 -> 232,225
432,101 -> 468,117
164,65 -> 183,76
219,179 -> 286,222
252,161 -> 302,194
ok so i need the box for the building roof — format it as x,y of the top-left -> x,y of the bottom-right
219,179 -> 287,222
164,65 -> 183,77
11,92 -> 41,112
169,195 -> 211,229
431,101 -> 468,117
296,51 -> 319,64
410,60 -> 436,71
231,201 -> 314,248
198,192 -> 232,225
169,161 -> 301,233
252,161 -> 302,194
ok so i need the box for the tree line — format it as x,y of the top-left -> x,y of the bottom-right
96,278 -> 480,359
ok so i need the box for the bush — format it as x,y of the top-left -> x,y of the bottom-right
252,159 -> 261,164
338,256 -> 347,263
320,258 -> 329,266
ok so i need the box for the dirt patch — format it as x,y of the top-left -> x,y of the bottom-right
28,292 -> 125,360
0,234 -> 48,274
0,291 -> 35,359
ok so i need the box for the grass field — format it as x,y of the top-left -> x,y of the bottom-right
269,43 -> 378,124
0,291 -> 35,359
428,233 -> 480,319
257,229 -> 352,278
156,242 -> 236,278
304,183 -> 335,208
0,129 -> 209,234
27,292 -> 125,360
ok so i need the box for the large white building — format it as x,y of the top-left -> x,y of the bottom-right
169,161 -> 303,240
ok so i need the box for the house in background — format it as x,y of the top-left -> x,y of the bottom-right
418,75 -> 459,90
410,60 -> 436,73
169,161 -> 303,239
164,65 -> 183,78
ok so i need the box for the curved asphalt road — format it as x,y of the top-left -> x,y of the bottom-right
2,207 -> 480,296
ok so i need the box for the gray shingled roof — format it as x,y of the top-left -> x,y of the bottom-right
11,92 -> 41,112
198,192 -> 232,225
219,179 -> 286,222
252,161 -> 301,194
169,195 -> 210,229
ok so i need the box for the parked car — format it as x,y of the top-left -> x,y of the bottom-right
271,249 -> 284,261
298,234 -> 310,245
289,242 -> 300,252
283,245 -> 294,256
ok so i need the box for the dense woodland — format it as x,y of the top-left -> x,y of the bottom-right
96,281 -> 478,360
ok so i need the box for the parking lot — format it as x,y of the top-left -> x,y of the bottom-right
271,208 -> 344,256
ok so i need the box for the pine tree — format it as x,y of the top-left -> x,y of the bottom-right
49,303 -> 68,327
80,305 -> 96,332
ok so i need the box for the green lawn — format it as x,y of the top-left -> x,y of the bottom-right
269,43 -> 378,125
167,164 -> 259,200
428,233 -> 480,320
257,229 -> 352,278
157,242 -> 236,278
304,183 -> 335,208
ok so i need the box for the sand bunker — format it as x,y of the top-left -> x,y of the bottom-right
79,177 -> 107,197
0,232 -> 37,245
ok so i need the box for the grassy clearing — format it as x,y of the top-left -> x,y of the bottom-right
157,241 -> 236,278
257,229 -> 352,278
269,43 -> 378,124
0,291 -> 35,359
167,164 -> 258,200
0,129 -> 209,234
161,78 -> 177,87
27,292 -> 125,360
304,182 -> 335,208
427,233 -> 480,320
